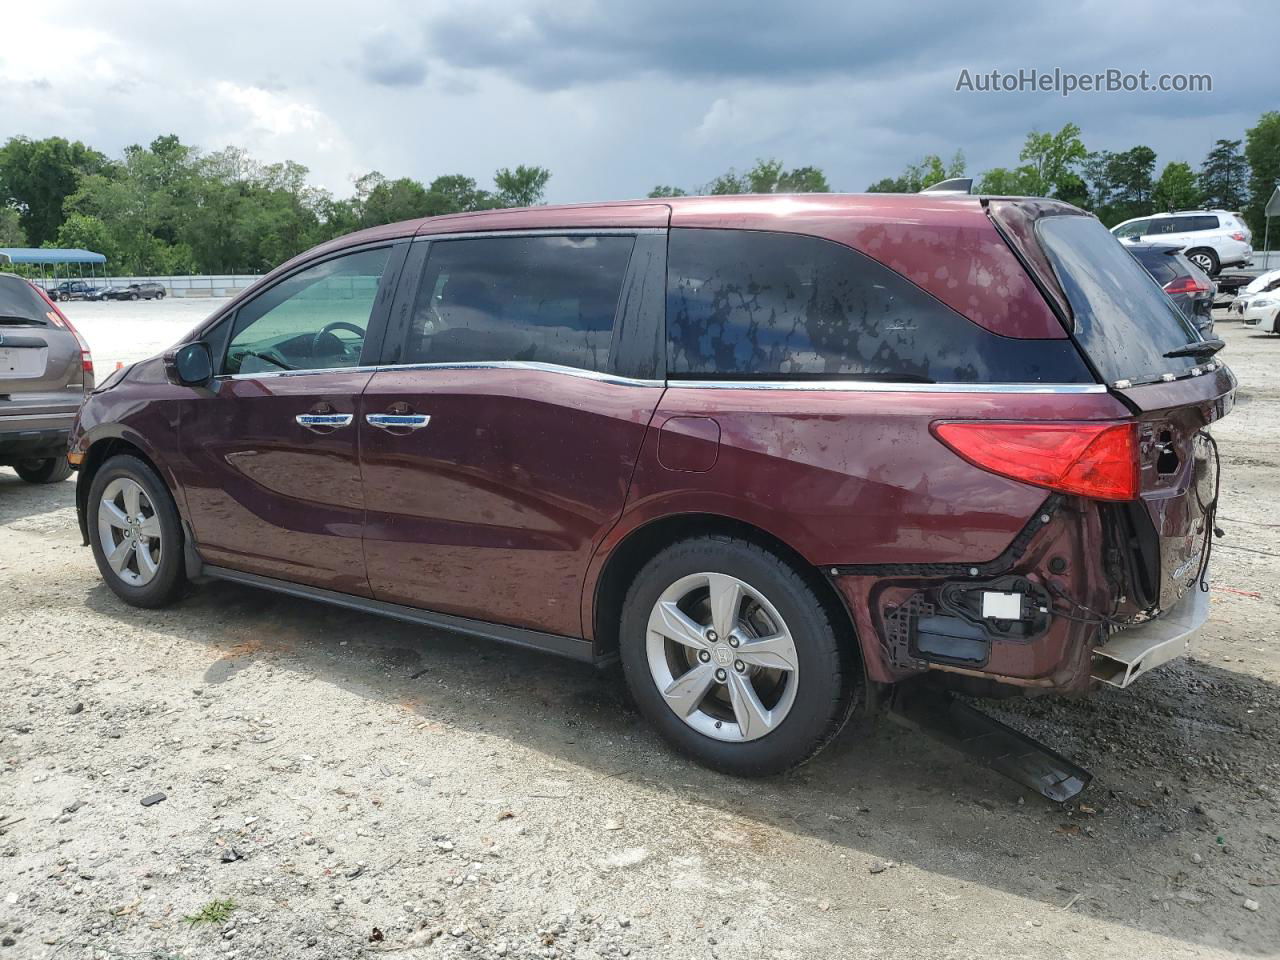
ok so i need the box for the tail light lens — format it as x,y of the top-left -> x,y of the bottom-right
1164,276 -> 1209,295
1231,232 -> 1247,242
932,421 -> 1139,501
33,284 -> 93,375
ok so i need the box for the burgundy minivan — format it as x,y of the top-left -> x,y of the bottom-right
69,194 -> 1231,775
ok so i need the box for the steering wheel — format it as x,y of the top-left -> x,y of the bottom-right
312,320 -> 365,357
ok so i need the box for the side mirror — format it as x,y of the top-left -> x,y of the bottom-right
170,342 -> 213,386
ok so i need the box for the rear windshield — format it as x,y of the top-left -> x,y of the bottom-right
1129,247 -> 1179,287
0,275 -> 53,323
1036,216 -> 1201,385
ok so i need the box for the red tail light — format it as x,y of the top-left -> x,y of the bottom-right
1163,276 -> 1209,295
933,421 -> 1139,501
1231,232 -> 1247,242
31,282 -> 93,374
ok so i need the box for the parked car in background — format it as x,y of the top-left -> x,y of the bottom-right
49,280 -> 105,302
1232,269 -> 1280,333
104,282 -> 167,301
1112,210 -> 1252,275
1127,242 -> 1216,337
1,274 -> 94,483
1229,268 -> 1280,324
69,194 -> 1232,776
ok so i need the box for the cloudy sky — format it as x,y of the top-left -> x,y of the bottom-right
1,0 -> 1271,203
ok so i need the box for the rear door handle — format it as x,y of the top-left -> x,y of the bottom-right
365,413 -> 431,431
295,413 -> 354,432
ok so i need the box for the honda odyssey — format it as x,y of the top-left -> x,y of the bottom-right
68,194 -> 1232,775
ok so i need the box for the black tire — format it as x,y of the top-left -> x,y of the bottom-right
156,291 -> 165,299
129,292 -> 139,301
87,454 -> 186,608
1187,248 -> 1220,276
619,536 -> 858,777
13,457 -> 73,484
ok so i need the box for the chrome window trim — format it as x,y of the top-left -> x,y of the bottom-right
373,359 -> 664,388
411,227 -> 665,243
666,379 -> 1108,394
215,361 -> 1104,394
216,365 -> 381,382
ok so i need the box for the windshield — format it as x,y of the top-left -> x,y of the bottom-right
1245,269 -> 1280,294
1036,215 -> 1202,386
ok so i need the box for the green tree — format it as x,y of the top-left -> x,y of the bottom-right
647,185 -> 688,198
493,165 -> 551,207
0,206 -> 24,246
867,152 -> 963,193
54,213 -> 119,263
424,174 -> 492,215
1018,123 -> 1087,198
1152,161 -> 1202,213
1085,146 -> 1157,225
357,173 -> 434,228
1198,138 -> 1248,211
975,166 -> 1038,195
1244,111 -> 1280,244
0,136 -> 112,246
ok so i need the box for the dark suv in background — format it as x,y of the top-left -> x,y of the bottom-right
1,274 -> 94,483
69,195 -> 1231,776
1127,242 -> 1216,337
105,282 -> 167,301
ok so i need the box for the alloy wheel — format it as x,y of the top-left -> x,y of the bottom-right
97,477 -> 163,587
645,572 -> 800,742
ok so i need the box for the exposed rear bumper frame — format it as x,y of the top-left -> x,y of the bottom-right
1091,581 -> 1209,688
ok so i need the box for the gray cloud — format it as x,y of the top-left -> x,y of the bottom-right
357,28 -> 428,88
0,0 -> 1273,206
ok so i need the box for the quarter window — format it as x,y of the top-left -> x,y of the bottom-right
665,228 -> 1091,383
223,247 -> 389,375
402,235 -> 635,372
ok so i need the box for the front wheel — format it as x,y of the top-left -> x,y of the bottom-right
87,454 -> 186,608
619,537 -> 858,776
13,457 -> 72,484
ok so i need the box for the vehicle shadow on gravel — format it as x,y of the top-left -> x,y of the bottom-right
81,578 -> 1280,954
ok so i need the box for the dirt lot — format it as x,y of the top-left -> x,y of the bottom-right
1,309 -> 1278,959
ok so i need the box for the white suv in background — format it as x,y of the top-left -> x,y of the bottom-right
1111,210 -> 1253,275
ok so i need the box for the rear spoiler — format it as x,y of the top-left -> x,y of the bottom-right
920,177 -> 974,195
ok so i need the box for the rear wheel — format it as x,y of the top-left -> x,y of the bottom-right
129,292 -> 139,301
1187,248 -> 1219,275
156,291 -> 165,299
619,536 -> 857,776
13,457 -> 73,484
88,455 -> 186,608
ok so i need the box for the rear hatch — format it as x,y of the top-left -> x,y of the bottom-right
0,276 -> 87,412
988,201 -> 1233,613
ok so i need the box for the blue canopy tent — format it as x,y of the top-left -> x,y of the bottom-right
0,247 -> 108,295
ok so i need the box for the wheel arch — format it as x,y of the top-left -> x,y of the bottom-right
588,511 -> 860,666
76,432 -> 184,546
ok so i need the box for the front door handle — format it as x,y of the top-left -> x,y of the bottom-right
295,412 -> 354,432
365,413 -> 431,431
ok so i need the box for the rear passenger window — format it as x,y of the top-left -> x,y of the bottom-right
665,228 -> 1092,383
403,235 -> 634,372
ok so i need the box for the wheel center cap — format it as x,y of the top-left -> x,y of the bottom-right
713,645 -> 733,667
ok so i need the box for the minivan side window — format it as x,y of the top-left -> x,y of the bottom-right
665,228 -> 1092,383
401,235 -> 635,372
223,247 -> 390,375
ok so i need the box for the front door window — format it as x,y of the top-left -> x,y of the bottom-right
224,247 -> 389,375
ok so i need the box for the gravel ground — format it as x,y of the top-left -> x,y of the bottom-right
1,308 -> 1278,959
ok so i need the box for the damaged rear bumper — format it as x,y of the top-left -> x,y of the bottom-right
1091,581 -> 1209,688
